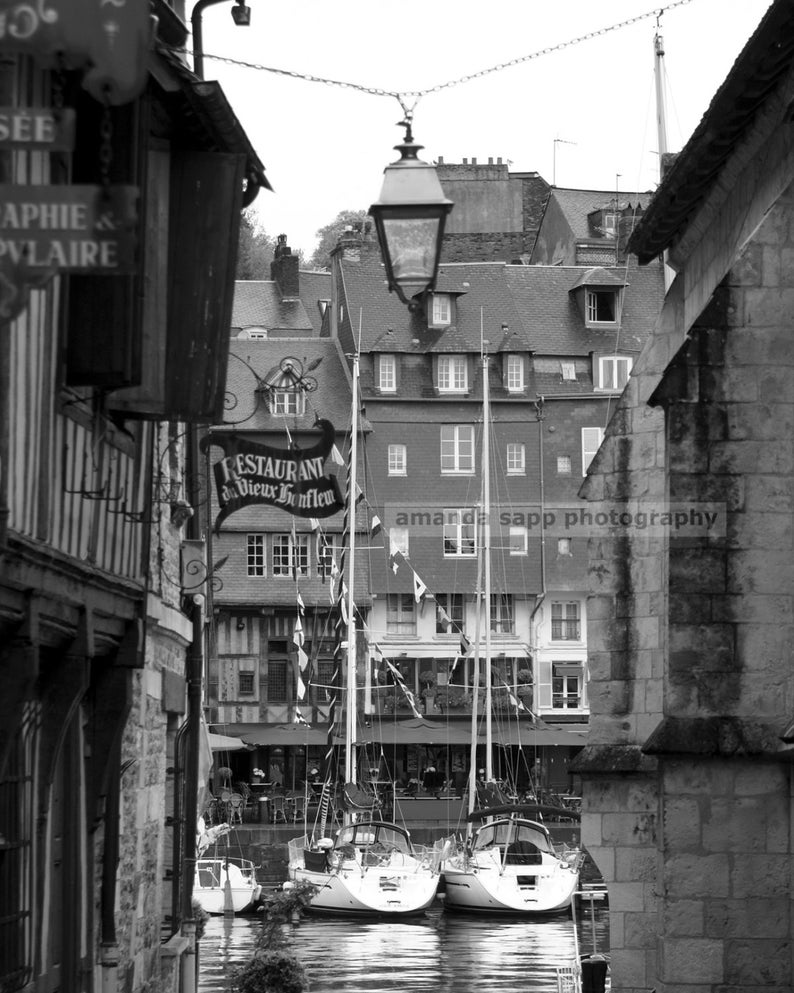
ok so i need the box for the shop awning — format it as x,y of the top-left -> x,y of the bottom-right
213,723 -> 342,747
207,731 -> 250,752
491,721 -> 588,747
358,717 -> 473,746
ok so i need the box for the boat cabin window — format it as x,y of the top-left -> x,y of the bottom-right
336,823 -> 411,853
473,821 -> 552,854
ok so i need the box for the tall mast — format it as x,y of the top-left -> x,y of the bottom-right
654,21 -> 675,291
344,352 -> 360,786
482,351 -> 493,781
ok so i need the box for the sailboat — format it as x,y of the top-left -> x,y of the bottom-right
285,353 -> 447,915
194,817 -> 263,914
441,350 -> 583,915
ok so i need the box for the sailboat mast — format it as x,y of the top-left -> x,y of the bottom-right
654,27 -> 669,169
482,353 -> 494,781
345,352 -> 360,786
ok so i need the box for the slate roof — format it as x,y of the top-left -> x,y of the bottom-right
221,337 -> 352,433
231,271 -> 332,336
550,188 -> 650,240
337,251 -> 664,368
629,0 -> 794,264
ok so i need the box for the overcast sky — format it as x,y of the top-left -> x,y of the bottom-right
194,0 -> 772,260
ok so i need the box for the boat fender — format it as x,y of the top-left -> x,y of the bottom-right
282,881 -> 295,891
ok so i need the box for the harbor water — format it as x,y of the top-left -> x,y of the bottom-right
197,898 -> 610,993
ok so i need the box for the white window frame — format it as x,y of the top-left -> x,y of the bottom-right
272,534 -> 310,578
506,354 -> 524,392
440,425 -> 475,474
388,443 -> 407,475
509,526 -> 528,556
437,355 -> 468,393
270,389 -> 305,416
443,508 -> 477,557
586,288 -> 620,325
506,443 -> 525,475
317,533 -> 334,578
431,293 -> 452,326
551,601 -> 581,642
490,594 -> 514,634
552,662 -> 584,709
597,355 -> 632,392
386,593 -> 416,634
560,360 -> 576,381
390,526 -> 409,556
246,534 -> 266,577
379,354 -> 396,392
582,427 -> 604,475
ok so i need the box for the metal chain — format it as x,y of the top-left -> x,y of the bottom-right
191,0 -> 694,106
99,104 -> 113,186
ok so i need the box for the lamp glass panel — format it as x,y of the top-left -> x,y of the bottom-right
381,215 -> 441,295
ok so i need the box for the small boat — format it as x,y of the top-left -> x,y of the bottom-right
442,804 -> 583,915
194,855 -> 263,914
287,820 -> 449,917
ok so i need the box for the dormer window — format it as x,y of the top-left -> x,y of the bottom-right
437,355 -> 467,393
430,293 -> 453,327
560,361 -> 576,381
586,289 -> 618,324
506,354 -> 524,392
379,354 -> 397,392
596,355 -> 632,392
271,390 -> 305,416
570,268 -> 626,328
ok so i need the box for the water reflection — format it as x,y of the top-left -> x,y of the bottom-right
198,900 -> 609,993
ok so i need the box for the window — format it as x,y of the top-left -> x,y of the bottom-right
506,354 -> 524,392
506,443 -> 525,475
557,538 -> 572,556
597,355 -> 632,392
560,360 -> 576,380
267,660 -> 288,702
551,602 -> 580,641
490,594 -> 514,634
379,354 -> 396,392
390,526 -> 409,556
388,443 -> 407,475
582,427 -> 605,475
552,662 -> 583,708
315,660 -> 335,697
509,526 -> 527,555
437,355 -> 467,393
436,593 -> 465,634
270,389 -> 305,415
557,455 -> 572,475
273,534 -> 310,577
386,594 -> 416,634
586,289 -> 619,324
317,534 -> 334,579
239,671 -> 255,695
247,534 -> 266,576
431,293 -> 452,326
443,508 -> 476,557
440,424 -> 475,473
245,328 -> 268,340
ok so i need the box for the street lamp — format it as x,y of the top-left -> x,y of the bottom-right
369,119 -> 453,313
191,0 -> 252,79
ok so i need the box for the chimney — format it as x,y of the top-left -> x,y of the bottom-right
270,233 -> 299,298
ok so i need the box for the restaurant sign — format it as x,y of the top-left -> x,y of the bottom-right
0,0 -> 152,105
202,420 -> 345,531
0,184 -> 138,272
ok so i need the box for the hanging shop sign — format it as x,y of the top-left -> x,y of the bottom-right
0,107 -> 75,150
0,0 -> 152,105
202,419 -> 346,530
0,183 -> 138,272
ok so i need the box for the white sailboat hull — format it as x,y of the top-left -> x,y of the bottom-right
289,863 -> 439,916
194,858 -> 263,915
287,824 -> 445,917
442,850 -> 579,914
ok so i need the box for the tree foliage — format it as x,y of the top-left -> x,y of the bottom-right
236,209 -> 277,279
309,208 -> 369,270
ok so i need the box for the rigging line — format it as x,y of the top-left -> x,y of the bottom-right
182,0 -> 695,103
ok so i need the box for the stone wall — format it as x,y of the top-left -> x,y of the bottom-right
575,184 -> 794,991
